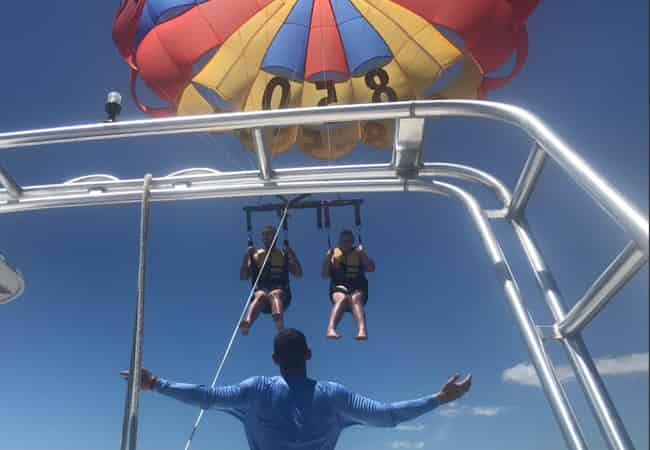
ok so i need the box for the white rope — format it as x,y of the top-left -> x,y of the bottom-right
183,204 -> 291,450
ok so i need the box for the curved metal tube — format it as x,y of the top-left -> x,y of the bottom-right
166,168 -> 222,178
64,174 -> 121,184
0,164 -> 513,215
407,180 -> 588,450
0,100 -> 644,251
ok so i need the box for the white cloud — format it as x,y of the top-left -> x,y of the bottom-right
437,401 -> 462,417
396,424 -> 426,432
596,353 -> 649,375
437,401 -> 505,417
502,353 -> 649,387
469,406 -> 502,416
389,441 -> 425,449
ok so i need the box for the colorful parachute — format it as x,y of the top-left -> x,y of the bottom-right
113,0 -> 538,159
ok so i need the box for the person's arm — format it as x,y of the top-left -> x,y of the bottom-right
321,249 -> 333,279
332,386 -> 439,427
356,245 -> 375,273
155,377 -> 257,410
240,247 -> 254,280
284,246 -> 303,278
331,374 -> 471,427
120,368 -> 258,410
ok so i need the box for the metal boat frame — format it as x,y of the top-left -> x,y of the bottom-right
0,100 -> 647,450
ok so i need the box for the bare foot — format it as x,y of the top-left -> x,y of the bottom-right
354,331 -> 368,341
326,329 -> 342,340
239,320 -> 250,336
272,314 -> 284,330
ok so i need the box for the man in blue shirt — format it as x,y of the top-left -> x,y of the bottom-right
123,329 -> 472,450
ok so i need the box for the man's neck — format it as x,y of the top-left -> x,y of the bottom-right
280,367 -> 307,378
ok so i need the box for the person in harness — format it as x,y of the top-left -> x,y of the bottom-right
321,229 -> 375,340
240,225 -> 303,335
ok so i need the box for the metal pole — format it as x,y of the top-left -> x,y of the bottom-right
0,101 -> 643,251
0,164 -> 512,216
409,181 -> 588,450
508,143 -> 546,218
119,174 -> 153,450
413,101 -> 649,252
558,242 -> 646,336
252,128 -> 273,181
511,217 -> 636,450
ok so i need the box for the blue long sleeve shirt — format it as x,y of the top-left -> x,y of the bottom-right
155,375 -> 440,450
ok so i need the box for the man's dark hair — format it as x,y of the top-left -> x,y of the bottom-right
262,225 -> 277,233
339,229 -> 354,241
273,328 -> 309,369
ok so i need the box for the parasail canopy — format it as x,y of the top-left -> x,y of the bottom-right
113,0 -> 538,159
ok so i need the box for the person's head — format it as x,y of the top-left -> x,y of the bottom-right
261,225 -> 276,248
338,229 -> 355,252
272,328 -> 312,373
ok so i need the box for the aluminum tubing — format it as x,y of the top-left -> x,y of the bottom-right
511,217 -> 636,450
412,101 -> 648,254
406,180 -> 588,450
0,102 -> 414,150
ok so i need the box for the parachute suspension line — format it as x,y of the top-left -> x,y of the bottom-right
324,202 -> 332,249
317,203 -> 324,249
354,203 -> 363,245
282,211 -> 290,247
119,174 -> 153,450
245,210 -> 253,247
274,207 -> 290,247
182,205 -> 290,450
245,209 -> 254,270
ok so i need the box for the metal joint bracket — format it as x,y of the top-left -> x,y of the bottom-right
392,118 -> 425,179
557,241 -> 647,336
537,325 -> 563,340
0,164 -> 23,199
508,143 -> 546,219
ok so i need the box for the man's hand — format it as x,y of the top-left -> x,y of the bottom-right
246,246 -> 255,258
436,373 -> 472,404
356,244 -> 364,252
120,368 -> 158,391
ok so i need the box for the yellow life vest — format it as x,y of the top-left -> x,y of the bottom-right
253,248 -> 288,284
330,247 -> 363,280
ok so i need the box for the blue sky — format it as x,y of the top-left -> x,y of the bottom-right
0,2 -> 647,450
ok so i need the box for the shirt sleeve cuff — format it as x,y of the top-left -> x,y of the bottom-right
154,377 -> 170,392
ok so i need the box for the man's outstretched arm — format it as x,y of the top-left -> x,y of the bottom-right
120,369 -> 256,410
333,373 -> 472,427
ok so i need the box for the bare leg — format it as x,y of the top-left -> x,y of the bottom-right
269,289 -> 285,330
326,290 -> 349,340
350,291 -> 368,340
240,291 -> 268,335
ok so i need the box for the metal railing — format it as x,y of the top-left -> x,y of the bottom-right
0,100 -> 647,450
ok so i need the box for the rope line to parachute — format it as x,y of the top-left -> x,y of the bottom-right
183,204 -> 291,450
